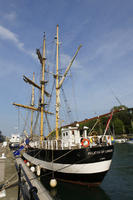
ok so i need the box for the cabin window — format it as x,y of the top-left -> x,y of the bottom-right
66,132 -> 68,136
72,131 -> 74,135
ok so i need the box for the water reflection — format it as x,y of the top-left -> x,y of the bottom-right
40,177 -> 110,200
101,143 -> 133,200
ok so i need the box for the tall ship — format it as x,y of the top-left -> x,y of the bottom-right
13,25 -> 119,186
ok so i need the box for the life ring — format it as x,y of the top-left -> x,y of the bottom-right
81,138 -> 90,147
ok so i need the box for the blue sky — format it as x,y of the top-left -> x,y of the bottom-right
0,0 -> 133,136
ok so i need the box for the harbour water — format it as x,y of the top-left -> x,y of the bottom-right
41,143 -> 133,200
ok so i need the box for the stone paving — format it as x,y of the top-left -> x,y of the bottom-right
0,144 -> 18,200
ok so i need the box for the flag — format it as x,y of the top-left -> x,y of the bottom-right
13,145 -> 24,157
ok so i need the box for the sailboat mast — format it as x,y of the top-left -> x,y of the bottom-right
56,24 -> 59,140
30,72 -> 35,139
40,34 -> 46,142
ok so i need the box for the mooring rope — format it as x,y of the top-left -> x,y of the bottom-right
28,154 -> 91,182
0,172 -> 18,191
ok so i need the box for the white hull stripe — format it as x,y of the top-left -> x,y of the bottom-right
23,153 -> 112,174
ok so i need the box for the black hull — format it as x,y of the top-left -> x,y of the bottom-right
41,169 -> 108,186
26,145 -> 113,164
23,145 -> 114,186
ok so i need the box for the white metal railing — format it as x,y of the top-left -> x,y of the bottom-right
30,135 -> 112,150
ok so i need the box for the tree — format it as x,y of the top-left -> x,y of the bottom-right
0,130 -> 5,142
113,118 -> 125,135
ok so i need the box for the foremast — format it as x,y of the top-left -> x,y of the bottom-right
13,33 -> 51,143
30,72 -> 35,139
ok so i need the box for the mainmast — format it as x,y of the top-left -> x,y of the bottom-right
30,72 -> 35,139
56,24 -> 59,140
40,33 -> 46,142
55,25 -> 82,140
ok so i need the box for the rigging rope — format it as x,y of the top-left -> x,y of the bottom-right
32,111 -> 40,136
88,118 -> 100,135
70,69 -> 79,121
0,172 -> 18,191
25,153 -> 97,183
61,86 -> 73,124
18,108 -> 20,133
19,109 -> 30,134
22,111 -> 30,137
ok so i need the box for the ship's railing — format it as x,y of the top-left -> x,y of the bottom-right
39,135 -> 112,150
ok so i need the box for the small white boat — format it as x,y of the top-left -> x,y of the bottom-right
126,138 -> 133,144
114,138 -> 127,143
9,134 -> 22,149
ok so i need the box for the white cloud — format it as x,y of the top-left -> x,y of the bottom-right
0,25 -> 35,59
0,25 -> 20,43
88,28 -> 133,63
76,27 -> 133,86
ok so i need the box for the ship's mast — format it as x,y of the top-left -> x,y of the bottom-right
40,33 -> 46,142
13,33 -> 54,141
55,25 -> 82,140
30,72 -> 35,139
13,26 -> 81,142
56,25 -> 59,140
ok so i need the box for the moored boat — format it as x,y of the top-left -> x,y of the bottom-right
23,125 -> 114,186
9,134 -> 22,150
126,138 -> 133,144
13,25 -> 121,186
114,138 -> 127,143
